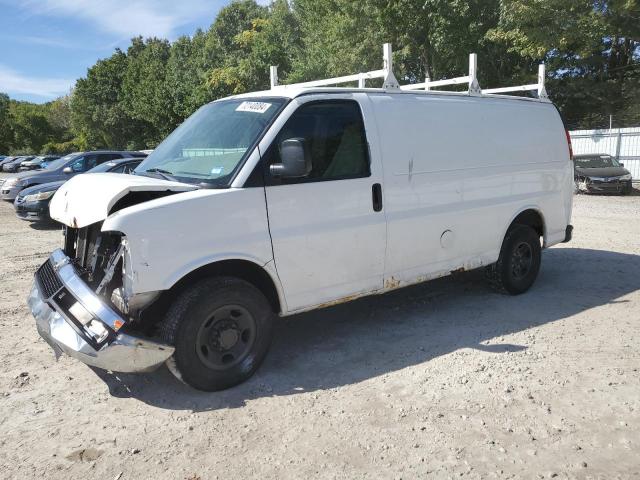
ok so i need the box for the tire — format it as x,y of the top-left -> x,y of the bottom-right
485,224 -> 541,295
159,276 -> 274,391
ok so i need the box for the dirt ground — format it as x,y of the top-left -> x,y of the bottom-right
0,180 -> 639,479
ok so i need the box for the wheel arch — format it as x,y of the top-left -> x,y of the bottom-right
139,258 -> 285,331
501,206 -> 546,246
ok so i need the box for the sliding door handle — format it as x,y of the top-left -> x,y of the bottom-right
372,183 -> 383,212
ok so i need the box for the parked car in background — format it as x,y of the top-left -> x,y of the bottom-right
14,157 -> 143,223
19,155 -> 60,171
0,156 -> 17,168
3,156 -> 34,172
1,151 -> 147,201
574,154 -> 633,194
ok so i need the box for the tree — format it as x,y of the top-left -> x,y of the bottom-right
71,49 -> 143,149
121,37 -> 174,146
488,0 -> 640,128
205,0 -> 271,96
165,30 -> 216,122
7,0 -> 636,153
0,93 -> 12,153
286,0 -> 532,91
8,101 -> 55,153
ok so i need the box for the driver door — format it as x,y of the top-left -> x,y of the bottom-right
263,97 -> 387,312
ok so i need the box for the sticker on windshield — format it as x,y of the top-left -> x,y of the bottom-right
211,167 -> 224,175
236,101 -> 272,114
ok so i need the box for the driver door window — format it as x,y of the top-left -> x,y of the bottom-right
266,100 -> 370,184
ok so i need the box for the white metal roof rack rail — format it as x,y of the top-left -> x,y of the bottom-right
269,44 -> 548,101
482,63 -> 548,100
400,53 -> 482,95
270,43 -> 399,90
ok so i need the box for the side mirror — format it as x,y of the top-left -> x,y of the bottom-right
62,166 -> 73,174
270,138 -> 312,178
619,162 -> 624,167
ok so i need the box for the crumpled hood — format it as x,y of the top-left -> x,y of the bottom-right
49,173 -> 198,228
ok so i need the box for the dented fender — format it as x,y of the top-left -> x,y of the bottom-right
100,187 -> 280,303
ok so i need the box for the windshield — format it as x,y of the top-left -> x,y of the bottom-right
44,153 -> 80,170
575,155 -> 621,168
136,98 -> 287,186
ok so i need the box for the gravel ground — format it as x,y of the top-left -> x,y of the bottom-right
0,181 -> 639,479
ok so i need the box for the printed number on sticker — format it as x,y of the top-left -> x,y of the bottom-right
236,101 -> 272,114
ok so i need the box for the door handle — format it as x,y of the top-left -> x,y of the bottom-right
372,183 -> 383,212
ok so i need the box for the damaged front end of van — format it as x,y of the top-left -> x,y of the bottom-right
27,173 -> 197,372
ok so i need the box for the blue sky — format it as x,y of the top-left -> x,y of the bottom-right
0,0 -> 266,103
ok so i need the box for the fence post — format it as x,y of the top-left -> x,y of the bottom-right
270,66 -> 278,88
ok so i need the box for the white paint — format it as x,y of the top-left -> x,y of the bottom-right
51,86 -> 573,317
370,93 -> 572,289
260,94 -> 387,311
101,188 -> 280,302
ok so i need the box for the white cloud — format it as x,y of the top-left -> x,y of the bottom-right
6,35 -> 91,50
20,0 -> 217,39
0,64 -> 73,99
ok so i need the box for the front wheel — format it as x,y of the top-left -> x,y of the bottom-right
159,277 -> 274,391
486,225 -> 541,295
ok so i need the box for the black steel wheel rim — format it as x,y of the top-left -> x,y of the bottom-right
511,241 -> 533,279
195,305 -> 257,370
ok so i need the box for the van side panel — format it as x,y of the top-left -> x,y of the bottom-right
369,93 -> 572,287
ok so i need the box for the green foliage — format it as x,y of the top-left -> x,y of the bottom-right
121,37 -> 175,145
2,0 -> 638,153
488,0 -> 640,128
205,0 -> 271,96
0,93 -> 12,153
71,49 -> 143,149
9,101 -> 56,153
165,31 -> 215,121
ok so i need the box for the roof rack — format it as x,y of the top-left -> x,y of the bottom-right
270,44 -> 548,101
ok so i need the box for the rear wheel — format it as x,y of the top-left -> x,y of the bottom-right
486,225 -> 541,295
159,277 -> 274,391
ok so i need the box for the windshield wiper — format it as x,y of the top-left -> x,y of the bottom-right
141,168 -> 177,181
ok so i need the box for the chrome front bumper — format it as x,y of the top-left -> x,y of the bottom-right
28,249 -> 174,373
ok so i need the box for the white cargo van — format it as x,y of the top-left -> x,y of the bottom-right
29,46 -> 573,391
